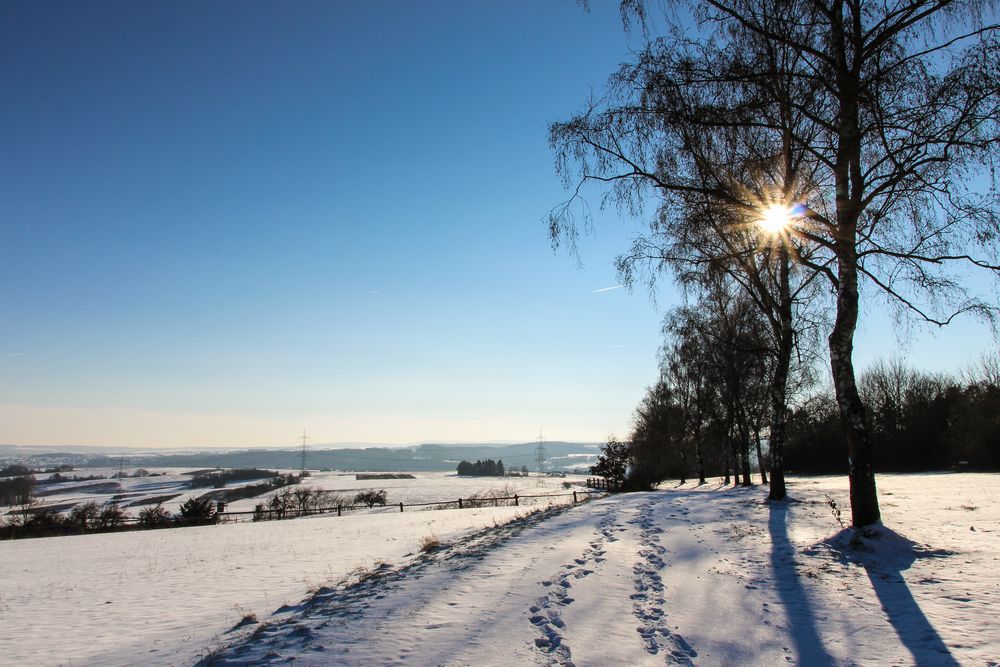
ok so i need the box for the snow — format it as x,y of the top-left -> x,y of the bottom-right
2,473 -> 998,665
23,468 -> 587,517
0,472 -> 587,667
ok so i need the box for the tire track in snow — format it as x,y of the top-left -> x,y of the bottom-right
629,496 -> 698,665
527,507 -> 620,666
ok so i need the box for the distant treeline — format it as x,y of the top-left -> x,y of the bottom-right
0,476 -> 32,506
1,442 -> 598,475
605,353 -> 1000,490
207,473 -> 302,503
785,359 -> 1000,473
456,459 -> 506,476
0,496 -> 222,540
1,464 -> 73,477
0,467 -> 306,539
188,468 -> 292,488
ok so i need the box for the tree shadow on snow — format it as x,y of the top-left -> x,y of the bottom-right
768,502 -> 836,666
824,525 -> 960,666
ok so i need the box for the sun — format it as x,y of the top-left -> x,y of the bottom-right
758,204 -> 792,234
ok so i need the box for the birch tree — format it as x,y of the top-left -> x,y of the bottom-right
550,0 -> 1000,526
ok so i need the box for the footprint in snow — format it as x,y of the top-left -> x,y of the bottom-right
628,497 -> 698,665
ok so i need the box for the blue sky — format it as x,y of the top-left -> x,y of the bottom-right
0,1 -> 994,448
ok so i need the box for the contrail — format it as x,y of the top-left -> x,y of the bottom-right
592,285 -> 624,294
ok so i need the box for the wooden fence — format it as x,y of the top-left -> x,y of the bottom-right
585,477 -> 618,491
216,489 -> 606,524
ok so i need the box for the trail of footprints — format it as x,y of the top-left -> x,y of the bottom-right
210,498 -> 704,666
528,510 -> 623,665
201,505 -> 573,666
630,497 -> 698,664
528,501 -> 698,666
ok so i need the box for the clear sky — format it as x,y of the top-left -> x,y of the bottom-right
1,1 -> 994,449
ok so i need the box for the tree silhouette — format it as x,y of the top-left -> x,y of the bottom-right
591,436 -> 630,490
551,0 -> 1000,525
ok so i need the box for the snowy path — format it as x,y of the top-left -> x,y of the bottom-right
4,474 -> 996,665
199,477 -> 1000,666
201,500 -> 640,665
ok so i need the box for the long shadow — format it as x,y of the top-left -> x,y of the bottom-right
849,530 -> 960,666
768,502 -> 835,665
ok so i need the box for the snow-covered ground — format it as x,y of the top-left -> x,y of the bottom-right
0,473 -> 588,667
20,468 -> 585,517
3,473 -> 998,665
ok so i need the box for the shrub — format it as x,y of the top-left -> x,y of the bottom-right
464,484 -> 517,508
138,503 -> 172,528
0,475 -> 34,506
285,488 -> 349,515
292,487 -> 314,514
0,507 -> 73,539
268,489 -> 294,516
69,501 -> 100,530
97,503 -> 127,530
354,489 -> 388,508
24,509 -> 66,530
312,489 -> 351,510
178,496 -> 215,522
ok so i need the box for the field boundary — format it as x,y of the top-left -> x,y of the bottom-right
218,490 -> 607,523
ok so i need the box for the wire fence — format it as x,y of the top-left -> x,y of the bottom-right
216,489 -> 607,524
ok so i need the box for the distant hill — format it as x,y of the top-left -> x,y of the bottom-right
3,442 -> 601,473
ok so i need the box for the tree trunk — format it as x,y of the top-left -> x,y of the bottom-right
768,353 -> 789,500
696,445 -> 706,485
693,412 -> 706,484
724,395 -> 739,485
755,429 -> 768,485
723,442 -> 731,485
768,245 -> 792,501
678,441 -> 687,485
828,0 -> 880,527
829,247 -> 881,526
730,433 -> 743,486
738,411 -> 752,486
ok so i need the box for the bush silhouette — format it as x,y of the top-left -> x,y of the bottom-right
178,496 -> 215,522
138,503 -> 172,528
354,489 -> 388,508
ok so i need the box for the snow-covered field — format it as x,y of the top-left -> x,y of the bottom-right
22,468 -> 585,517
3,473 -> 998,665
0,472 -> 588,667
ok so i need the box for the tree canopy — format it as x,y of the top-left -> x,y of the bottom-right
551,0 -> 1000,526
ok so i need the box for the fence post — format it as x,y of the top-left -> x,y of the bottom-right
458,498 -> 463,509
514,494 -> 519,506
399,502 -> 404,513
573,491 -> 577,503
337,505 -> 342,517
